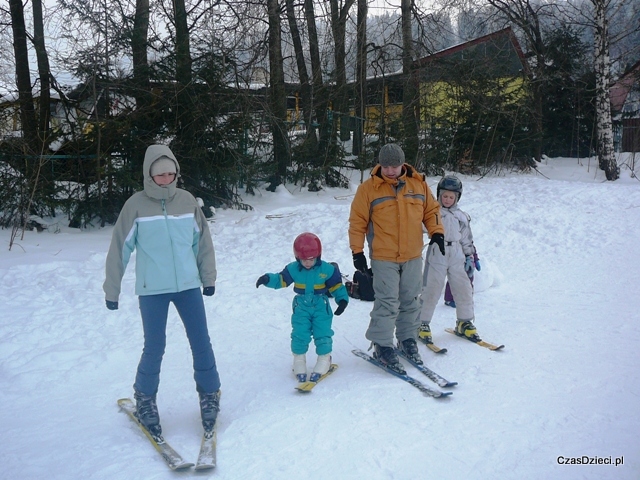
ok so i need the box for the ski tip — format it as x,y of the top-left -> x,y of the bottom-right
436,391 -> 454,398
194,463 -> 215,471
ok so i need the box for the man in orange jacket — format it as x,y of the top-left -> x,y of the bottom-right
348,143 -> 444,373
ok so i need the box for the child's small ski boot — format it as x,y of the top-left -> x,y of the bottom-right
309,354 -> 331,382
293,353 -> 307,382
418,323 -> 432,344
455,319 -> 481,342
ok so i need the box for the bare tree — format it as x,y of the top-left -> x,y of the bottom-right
267,0 -> 290,188
285,0 -> 315,145
32,0 -> 51,144
8,0 -> 39,152
401,0 -> 419,163
352,0 -> 367,156
330,0 -> 356,141
131,0 -> 150,111
591,0 -> 618,179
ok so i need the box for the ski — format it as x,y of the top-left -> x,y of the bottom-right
444,328 -> 505,351
395,349 -> 458,388
351,349 -> 451,398
118,398 -> 194,470
295,364 -> 339,393
195,425 -> 217,470
417,336 -> 448,354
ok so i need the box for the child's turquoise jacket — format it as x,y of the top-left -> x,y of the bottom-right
264,259 -> 348,355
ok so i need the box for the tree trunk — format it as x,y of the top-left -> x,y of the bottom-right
173,0 -> 193,137
267,0 -> 289,188
401,0 -> 419,164
132,0 -> 151,111
593,0 -> 618,180
330,0 -> 356,142
284,0 -> 316,148
9,0 -> 40,153
352,0 -> 367,156
32,0 -> 51,145
304,0 -> 330,160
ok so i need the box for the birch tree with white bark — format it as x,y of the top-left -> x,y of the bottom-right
591,0 -> 618,180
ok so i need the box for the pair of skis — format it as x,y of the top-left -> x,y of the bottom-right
352,330 -> 504,397
295,364 -> 339,393
118,398 -> 216,471
352,349 -> 455,398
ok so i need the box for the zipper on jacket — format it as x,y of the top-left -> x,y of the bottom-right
161,199 -> 180,292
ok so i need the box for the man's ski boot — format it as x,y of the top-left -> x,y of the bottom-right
372,343 -> 406,374
293,353 -> 307,382
418,323 -> 433,345
134,390 -> 162,437
199,390 -> 221,432
309,354 -> 331,382
397,338 -> 423,365
455,319 -> 481,342
444,300 -> 456,308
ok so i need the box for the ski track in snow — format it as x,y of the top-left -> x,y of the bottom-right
1,158 -> 639,479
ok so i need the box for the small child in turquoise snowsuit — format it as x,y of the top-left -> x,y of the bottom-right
256,232 -> 349,382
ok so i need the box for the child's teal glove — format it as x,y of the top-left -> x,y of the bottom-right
464,256 -> 474,278
473,252 -> 481,271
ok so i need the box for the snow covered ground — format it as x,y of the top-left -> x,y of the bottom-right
1,155 -> 639,479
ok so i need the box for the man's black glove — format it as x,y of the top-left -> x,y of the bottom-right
203,286 -> 215,296
334,299 -> 348,316
429,233 -> 446,256
352,252 -> 368,272
256,274 -> 269,288
106,300 -> 118,310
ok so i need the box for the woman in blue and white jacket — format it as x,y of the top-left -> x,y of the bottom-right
104,144 -> 220,437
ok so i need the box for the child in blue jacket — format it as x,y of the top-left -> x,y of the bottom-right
256,232 -> 348,382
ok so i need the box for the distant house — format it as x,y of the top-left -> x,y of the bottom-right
0,81 -> 136,147
0,91 -> 67,143
610,60 -> 640,153
415,27 -> 528,125
356,27 -> 529,137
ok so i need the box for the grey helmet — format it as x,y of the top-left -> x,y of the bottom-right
437,176 -> 463,201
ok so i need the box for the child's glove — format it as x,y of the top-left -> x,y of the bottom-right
105,300 -> 118,310
203,286 -> 215,296
334,299 -> 348,316
464,256 -> 474,278
473,252 -> 481,271
429,233 -> 446,256
352,252 -> 368,272
256,274 -> 269,288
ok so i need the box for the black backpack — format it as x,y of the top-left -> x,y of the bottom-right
346,269 -> 375,301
